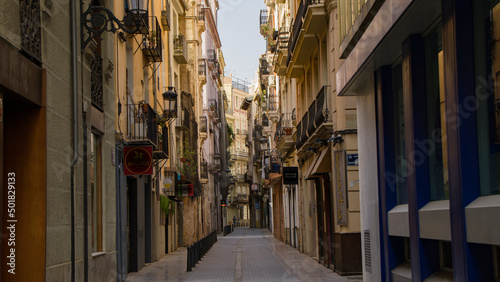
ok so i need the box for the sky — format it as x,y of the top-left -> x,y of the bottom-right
217,0 -> 267,85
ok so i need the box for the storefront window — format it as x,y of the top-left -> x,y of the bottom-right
424,25 -> 449,201
474,0 -> 500,196
393,64 -> 408,204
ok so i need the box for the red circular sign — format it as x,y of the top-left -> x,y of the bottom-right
124,146 -> 153,175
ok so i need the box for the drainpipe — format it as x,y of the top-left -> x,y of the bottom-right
70,1 -> 79,282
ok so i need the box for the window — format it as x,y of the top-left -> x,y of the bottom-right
495,246 -> 500,281
440,241 -> 453,270
91,132 -> 103,252
393,64 -> 408,204
424,25 -> 449,201
474,0 -> 500,196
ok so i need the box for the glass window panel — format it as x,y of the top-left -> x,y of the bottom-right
424,25 -> 449,201
393,64 -> 408,204
474,0 -> 500,196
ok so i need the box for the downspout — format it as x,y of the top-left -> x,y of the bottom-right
70,1 -> 79,282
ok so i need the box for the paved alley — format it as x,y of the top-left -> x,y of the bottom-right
126,228 -> 362,282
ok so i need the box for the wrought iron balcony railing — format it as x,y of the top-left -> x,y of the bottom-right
20,0 -> 41,64
154,126 -> 169,159
275,113 -> 294,142
127,103 -> 158,146
161,2 -> 171,30
141,17 -> 162,63
278,27 -> 290,50
91,51 -> 103,111
174,34 -> 188,64
200,161 -> 208,180
198,59 -> 207,76
287,0 -> 325,66
199,116 -> 207,133
295,86 -> 330,150
176,107 -> 191,130
198,4 -> 206,21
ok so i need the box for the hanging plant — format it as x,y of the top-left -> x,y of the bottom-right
160,195 -> 175,217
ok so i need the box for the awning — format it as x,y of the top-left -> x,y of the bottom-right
304,146 -> 332,180
264,173 -> 282,188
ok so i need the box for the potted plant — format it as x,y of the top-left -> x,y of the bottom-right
177,138 -> 197,180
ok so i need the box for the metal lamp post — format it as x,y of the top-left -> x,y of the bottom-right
162,86 -> 178,119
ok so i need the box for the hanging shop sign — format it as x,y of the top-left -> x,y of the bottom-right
335,150 -> 347,225
124,146 -> 153,175
177,184 -> 194,197
251,184 -> 259,191
283,167 -> 299,185
347,153 -> 359,166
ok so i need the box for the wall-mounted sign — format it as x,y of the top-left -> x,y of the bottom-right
124,146 -> 153,175
283,167 -> 299,185
347,154 -> 359,166
335,150 -> 347,225
251,184 -> 258,191
177,184 -> 194,197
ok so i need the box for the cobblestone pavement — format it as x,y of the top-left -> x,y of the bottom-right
126,228 -> 363,282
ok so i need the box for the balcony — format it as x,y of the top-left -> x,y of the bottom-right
259,57 -> 270,76
200,161 -> 208,182
127,103 -> 158,147
199,116 -> 207,133
274,27 -> 290,75
208,99 -> 219,122
209,153 -> 221,173
287,0 -> 326,78
260,9 -> 270,37
236,129 -> 248,135
153,126 -> 169,160
176,107 -> 191,131
237,194 -> 249,203
174,35 -> 188,64
20,0 -> 41,64
161,2 -> 171,30
199,59 -> 207,84
141,17 -> 162,63
295,86 -> 333,156
275,113 -> 294,153
234,174 -> 245,182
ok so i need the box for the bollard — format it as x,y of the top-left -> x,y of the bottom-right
187,246 -> 192,272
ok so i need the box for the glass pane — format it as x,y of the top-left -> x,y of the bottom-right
393,64 -> 408,204
425,25 -> 449,201
474,0 -> 500,196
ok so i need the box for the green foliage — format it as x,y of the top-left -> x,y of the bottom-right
227,124 -> 235,147
178,138 -> 197,178
160,195 -> 175,217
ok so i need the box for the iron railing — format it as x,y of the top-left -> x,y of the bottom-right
198,59 -> 207,76
269,90 -> 278,112
127,103 -> 158,146
232,78 -> 250,93
174,34 -> 188,63
20,0 -> 41,64
287,0 -> 325,66
91,51 -> 103,111
295,86 -> 330,150
161,2 -> 171,30
275,113 -> 294,142
199,116 -> 207,133
200,161 -> 208,179
141,17 -> 162,62
197,4 -> 205,21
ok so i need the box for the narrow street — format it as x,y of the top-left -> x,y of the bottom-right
126,228 -> 362,282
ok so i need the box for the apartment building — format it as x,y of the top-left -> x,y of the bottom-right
255,0 -> 362,275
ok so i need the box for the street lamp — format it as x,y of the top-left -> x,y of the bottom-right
82,0 -> 150,49
128,0 -> 149,15
162,86 -> 178,119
